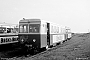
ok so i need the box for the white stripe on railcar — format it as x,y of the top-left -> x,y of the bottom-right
0,41 -> 18,45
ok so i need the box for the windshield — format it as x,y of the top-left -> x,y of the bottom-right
19,24 -> 40,33
19,24 -> 28,33
29,24 -> 40,33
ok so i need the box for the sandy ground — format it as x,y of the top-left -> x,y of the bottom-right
9,33 -> 90,60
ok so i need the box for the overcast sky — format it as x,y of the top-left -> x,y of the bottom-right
0,0 -> 90,33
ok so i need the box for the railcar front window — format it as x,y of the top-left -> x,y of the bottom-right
19,26 -> 23,33
29,24 -> 40,33
19,25 -> 28,33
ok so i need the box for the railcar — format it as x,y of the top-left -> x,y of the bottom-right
18,19 -> 72,51
0,25 -> 19,46
0,33 -> 18,45
61,27 -> 72,40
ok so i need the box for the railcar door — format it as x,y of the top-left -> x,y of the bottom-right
47,23 -> 50,47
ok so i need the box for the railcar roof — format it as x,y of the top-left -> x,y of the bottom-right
20,19 -> 58,24
19,19 -> 41,23
19,18 -> 53,23
19,18 -> 63,26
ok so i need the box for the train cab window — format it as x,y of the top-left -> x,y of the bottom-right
29,24 -> 40,33
19,25 -> 23,33
19,25 -> 28,33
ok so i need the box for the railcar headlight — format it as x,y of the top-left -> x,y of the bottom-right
21,39 -> 24,42
33,39 -> 36,42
